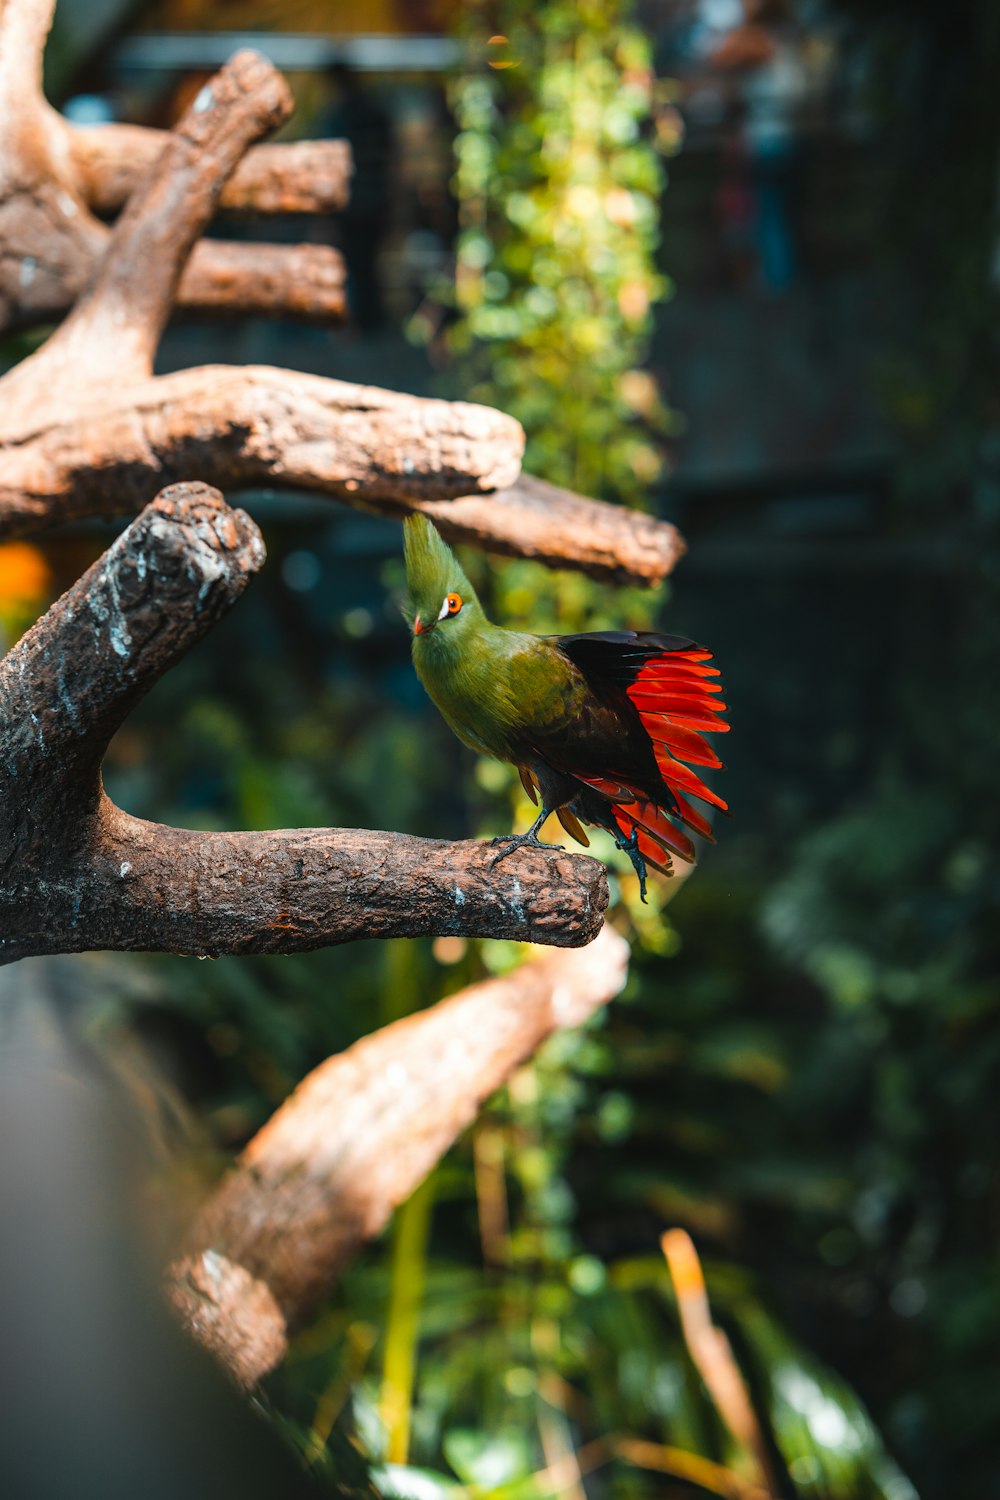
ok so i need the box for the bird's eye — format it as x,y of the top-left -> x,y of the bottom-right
438,592 -> 463,621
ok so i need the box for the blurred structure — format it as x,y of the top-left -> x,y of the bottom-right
0,961 -> 319,1500
319,64 -> 393,331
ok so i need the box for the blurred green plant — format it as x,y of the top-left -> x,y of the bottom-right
416,0 -> 679,507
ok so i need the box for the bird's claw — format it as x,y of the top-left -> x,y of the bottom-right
489,830 -> 564,868
613,827 -> 649,904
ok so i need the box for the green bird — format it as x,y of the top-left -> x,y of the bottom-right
403,515 -> 728,898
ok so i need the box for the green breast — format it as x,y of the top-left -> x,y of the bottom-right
414,623 -> 583,764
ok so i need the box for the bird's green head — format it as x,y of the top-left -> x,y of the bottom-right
403,514 -> 483,647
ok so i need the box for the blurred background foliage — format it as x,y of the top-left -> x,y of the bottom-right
439,0 -> 675,504
3,0 -> 999,1498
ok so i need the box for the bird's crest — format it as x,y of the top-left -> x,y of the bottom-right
403,514 -> 477,630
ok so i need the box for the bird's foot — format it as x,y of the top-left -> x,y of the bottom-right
613,827 -> 649,904
489,827 -> 563,868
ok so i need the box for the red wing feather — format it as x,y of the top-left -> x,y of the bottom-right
635,683 -> 725,704
550,632 -> 729,881
624,655 -> 729,812
628,683 -> 726,705
642,708 -> 730,734
636,662 -> 722,681
653,746 -> 729,811
575,773 -> 637,803
649,721 -> 723,769
572,777 -> 698,868
671,791 -> 715,840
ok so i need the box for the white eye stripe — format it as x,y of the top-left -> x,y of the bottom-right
437,596 -> 451,621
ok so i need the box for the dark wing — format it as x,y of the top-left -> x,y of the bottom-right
552,631 -> 729,870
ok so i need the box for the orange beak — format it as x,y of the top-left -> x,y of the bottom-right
413,613 -> 428,636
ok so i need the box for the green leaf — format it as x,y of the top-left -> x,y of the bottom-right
443,1428 -> 534,1489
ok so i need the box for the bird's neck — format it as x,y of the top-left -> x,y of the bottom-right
415,613 -> 530,681
412,615 -> 541,755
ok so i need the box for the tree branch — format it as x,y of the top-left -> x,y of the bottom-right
167,927 -> 629,1387
421,473 -> 687,587
0,482 -> 608,968
176,241 -> 346,322
0,367 -> 524,531
68,128 -> 352,218
0,372 -> 678,581
0,0 -> 683,587
0,371 -> 676,583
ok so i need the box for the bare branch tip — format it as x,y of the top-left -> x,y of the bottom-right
200,46 -> 294,127
147,482 -> 267,581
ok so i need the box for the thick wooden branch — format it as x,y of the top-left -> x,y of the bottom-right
0,482 -> 608,967
422,473 -> 687,587
0,367 -> 524,532
0,482 -> 264,827
7,814 -> 607,963
0,369 -> 677,585
69,127 -> 352,218
0,234 -> 347,332
177,241 -> 346,322
167,927 -> 629,1387
0,371 -> 677,581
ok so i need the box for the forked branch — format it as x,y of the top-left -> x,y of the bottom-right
0,0 -> 348,332
0,482 -> 608,969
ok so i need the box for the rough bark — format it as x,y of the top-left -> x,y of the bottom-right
0,0 -> 349,331
0,482 -> 609,968
175,241 -> 346,322
167,927 -> 629,1387
1,222 -> 347,332
69,127 -> 352,219
0,367 -> 525,534
0,372 -> 677,578
420,473 -> 687,587
1,47 -> 300,416
0,3 -> 683,584
0,361 -> 677,584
